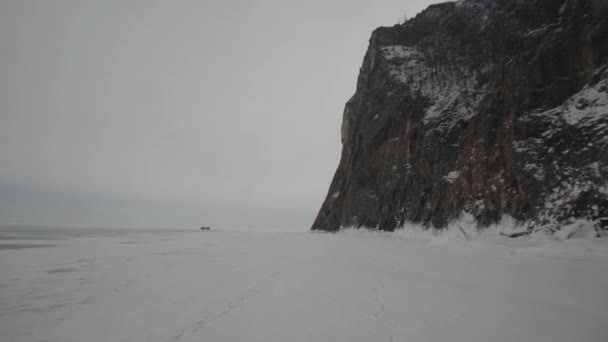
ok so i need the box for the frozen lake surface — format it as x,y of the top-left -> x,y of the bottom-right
1,226 -> 608,342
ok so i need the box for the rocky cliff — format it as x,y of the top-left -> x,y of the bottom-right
312,0 -> 608,234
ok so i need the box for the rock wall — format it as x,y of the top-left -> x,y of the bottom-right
312,0 -> 608,233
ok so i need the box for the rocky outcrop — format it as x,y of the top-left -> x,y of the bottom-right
312,0 -> 608,234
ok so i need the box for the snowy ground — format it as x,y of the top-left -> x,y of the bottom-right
1,227 -> 608,342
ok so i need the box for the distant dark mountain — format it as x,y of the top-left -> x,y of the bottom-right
312,0 -> 608,235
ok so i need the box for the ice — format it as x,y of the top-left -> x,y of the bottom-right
1,227 -> 608,342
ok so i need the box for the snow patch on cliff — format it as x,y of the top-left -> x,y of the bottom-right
443,171 -> 460,183
380,43 -> 489,128
380,45 -> 421,60
527,66 -> 608,127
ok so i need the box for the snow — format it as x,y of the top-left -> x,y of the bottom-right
526,68 -> 608,128
380,45 -> 421,60
454,0 -> 500,30
379,43 -> 489,127
523,24 -> 556,38
559,2 -> 568,15
553,219 -> 598,240
443,171 -> 460,183
523,163 -> 546,181
1,226 -> 608,342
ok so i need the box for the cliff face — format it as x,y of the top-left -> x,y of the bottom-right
312,0 -> 608,233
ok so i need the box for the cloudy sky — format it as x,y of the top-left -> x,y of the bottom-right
1,0 -> 436,230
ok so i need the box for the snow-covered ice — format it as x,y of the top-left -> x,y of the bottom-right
1,226 -> 608,342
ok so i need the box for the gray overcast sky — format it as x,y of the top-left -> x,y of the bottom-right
0,0 -> 436,230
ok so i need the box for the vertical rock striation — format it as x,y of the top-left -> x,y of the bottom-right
312,0 -> 608,233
